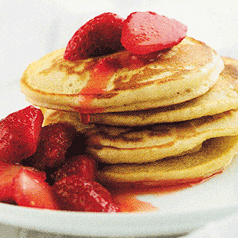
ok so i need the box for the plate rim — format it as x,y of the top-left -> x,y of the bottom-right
0,201 -> 238,237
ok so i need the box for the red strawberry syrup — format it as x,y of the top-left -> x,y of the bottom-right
76,57 -> 121,123
75,52 -> 160,124
79,113 -> 91,125
108,171 -> 222,212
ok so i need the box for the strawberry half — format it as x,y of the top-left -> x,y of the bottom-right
13,168 -> 59,210
53,175 -> 119,212
64,12 -> 125,61
0,106 -> 43,164
54,155 -> 97,182
0,162 -> 45,203
121,11 -> 187,54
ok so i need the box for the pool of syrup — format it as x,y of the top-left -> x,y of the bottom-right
108,172 -> 222,212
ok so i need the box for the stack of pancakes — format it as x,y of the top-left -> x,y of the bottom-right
20,37 -> 238,187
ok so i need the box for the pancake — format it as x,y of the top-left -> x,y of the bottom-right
20,37 -> 223,113
85,109 -> 238,164
40,56 -> 237,127
40,57 -> 238,127
221,57 -> 238,90
97,136 -> 238,185
83,57 -> 238,126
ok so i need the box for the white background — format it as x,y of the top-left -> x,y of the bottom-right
1,0 -> 238,87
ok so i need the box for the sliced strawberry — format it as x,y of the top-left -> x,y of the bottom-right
28,123 -> 76,171
64,12 -> 125,61
54,155 -> 97,182
53,175 -> 119,212
0,106 -> 43,164
0,162 -> 45,203
121,11 -> 187,54
13,168 -> 59,210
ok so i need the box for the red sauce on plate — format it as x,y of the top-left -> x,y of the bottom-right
108,171 -> 222,212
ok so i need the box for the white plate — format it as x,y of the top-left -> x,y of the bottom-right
0,83 -> 238,237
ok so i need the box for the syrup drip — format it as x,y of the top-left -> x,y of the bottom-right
77,58 -> 119,124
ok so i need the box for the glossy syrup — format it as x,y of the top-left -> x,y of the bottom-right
76,57 -> 118,123
76,53 -> 159,124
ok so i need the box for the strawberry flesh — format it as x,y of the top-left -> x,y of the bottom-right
121,11 -> 187,54
0,162 -> 45,203
0,106 -> 43,164
53,175 -> 119,212
64,12 -> 125,61
13,168 -> 59,210
54,155 -> 97,182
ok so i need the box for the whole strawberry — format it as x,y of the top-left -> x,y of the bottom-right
54,155 -> 97,182
53,175 -> 119,212
64,12 -> 125,61
0,106 -> 43,164
28,123 -> 76,171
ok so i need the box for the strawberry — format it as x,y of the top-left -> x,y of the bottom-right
28,123 -> 76,171
54,155 -> 97,182
64,12 -> 125,61
13,168 -> 59,210
0,106 -> 43,164
0,162 -> 45,203
121,11 -> 187,54
53,175 -> 119,212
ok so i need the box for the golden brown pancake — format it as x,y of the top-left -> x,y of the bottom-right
20,37 -> 223,113
97,136 -> 238,185
85,109 -> 238,164
82,57 -> 238,126
40,56 -> 238,127
40,57 -> 238,129
221,57 -> 238,91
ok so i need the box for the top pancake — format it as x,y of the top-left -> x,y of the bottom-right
88,57 -> 238,126
40,57 -> 238,128
20,37 -> 223,113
